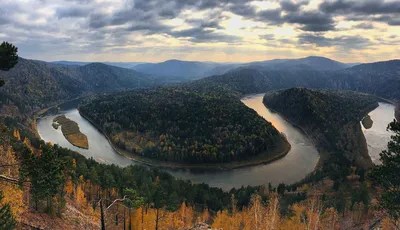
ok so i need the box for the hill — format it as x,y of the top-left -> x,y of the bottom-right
263,88 -> 378,168
0,58 -> 154,114
79,87 -> 289,166
247,56 -> 348,71
328,60 -> 400,99
52,60 -> 146,68
132,60 -> 227,79
199,60 -> 400,100
196,68 -> 329,94
132,56 -> 350,81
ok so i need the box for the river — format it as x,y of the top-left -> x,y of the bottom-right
35,95 -> 397,190
362,102 -> 396,164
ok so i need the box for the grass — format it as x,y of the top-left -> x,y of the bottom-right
53,115 -> 88,149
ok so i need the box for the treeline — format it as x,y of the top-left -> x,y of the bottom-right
79,87 -> 287,164
12,138 -> 262,214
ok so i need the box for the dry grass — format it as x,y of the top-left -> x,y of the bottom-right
53,115 -> 88,149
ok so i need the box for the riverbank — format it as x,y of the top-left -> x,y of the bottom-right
79,110 -> 292,170
31,96 -> 87,138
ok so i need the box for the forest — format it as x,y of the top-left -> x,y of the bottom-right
79,87 -> 288,164
263,88 -> 379,167
1,116 -> 398,229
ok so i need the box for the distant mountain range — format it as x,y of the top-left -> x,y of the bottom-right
245,56 -> 356,71
1,56 -> 398,116
196,59 -> 400,100
130,56 -> 360,77
132,60 -> 224,79
52,56 -> 358,81
51,61 -> 146,69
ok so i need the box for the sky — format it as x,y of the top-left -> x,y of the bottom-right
1,0 -> 399,63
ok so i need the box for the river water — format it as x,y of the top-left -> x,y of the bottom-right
37,95 -> 394,190
362,102 -> 396,164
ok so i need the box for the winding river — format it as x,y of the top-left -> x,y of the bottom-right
36,95 -> 395,190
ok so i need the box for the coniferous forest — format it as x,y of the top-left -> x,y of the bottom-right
79,87 -> 288,164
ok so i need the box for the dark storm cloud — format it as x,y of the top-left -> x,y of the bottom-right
56,7 -> 90,18
85,0 -> 335,35
125,23 -> 170,34
298,34 -> 373,50
280,0 -> 308,12
284,11 -> 335,32
186,19 -> 223,30
320,0 -> 400,14
169,27 -> 241,43
320,0 -> 400,26
353,22 -> 374,30
257,9 -> 284,25
227,2 -> 257,17
375,15 -> 400,26
88,13 -> 109,29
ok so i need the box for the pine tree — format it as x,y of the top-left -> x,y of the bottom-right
123,189 -> 144,230
0,41 -> 18,87
0,190 -> 16,230
19,144 -> 68,213
370,120 -> 400,227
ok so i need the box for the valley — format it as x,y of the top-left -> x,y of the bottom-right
1,53 -> 399,229
1,0 -> 400,227
36,94 -> 320,190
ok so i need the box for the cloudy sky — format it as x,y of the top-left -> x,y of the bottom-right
1,0 -> 399,63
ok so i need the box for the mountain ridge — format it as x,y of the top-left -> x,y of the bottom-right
0,58 -> 154,114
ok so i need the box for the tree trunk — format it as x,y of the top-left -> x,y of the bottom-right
100,199 -> 106,230
155,208 -> 159,230
129,208 -> 132,230
124,207 -> 126,230
141,207 -> 144,230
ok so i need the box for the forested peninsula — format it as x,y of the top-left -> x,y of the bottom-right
79,87 -> 289,167
263,88 -> 378,168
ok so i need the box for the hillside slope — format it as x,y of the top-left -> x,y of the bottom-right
247,56 -> 348,71
200,60 -> 400,100
133,60 -> 221,79
263,88 -> 378,168
328,60 -> 400,99
0,58 -> 154,114
196,68 -> 329,94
